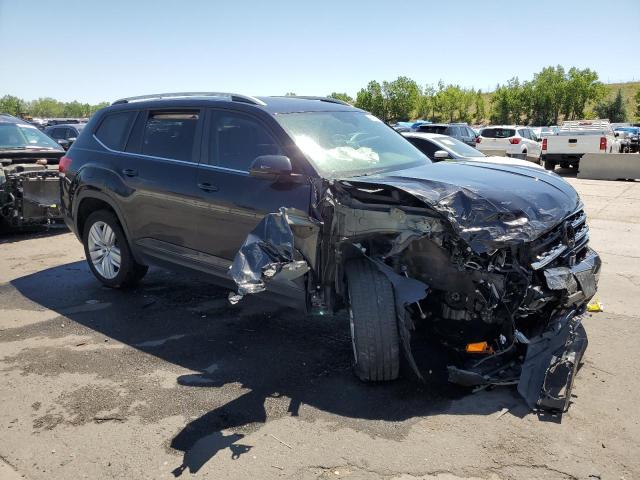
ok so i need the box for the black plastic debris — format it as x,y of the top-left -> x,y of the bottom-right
517,310 -> 588,412
229,207 -> 310,296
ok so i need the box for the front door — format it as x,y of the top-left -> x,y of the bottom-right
194,109 -> 311,262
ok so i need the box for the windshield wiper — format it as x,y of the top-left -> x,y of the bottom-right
347,168 -> 390,178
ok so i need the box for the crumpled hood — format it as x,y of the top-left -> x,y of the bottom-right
342,161 -> 582,253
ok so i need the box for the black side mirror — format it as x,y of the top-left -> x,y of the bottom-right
249,155 -> 293,180
57,139 -> 70,149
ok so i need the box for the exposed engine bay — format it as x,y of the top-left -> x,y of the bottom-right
0,161 -> 62,229
229,165 -> 601,413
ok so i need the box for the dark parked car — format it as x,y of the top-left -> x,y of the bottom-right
614,127 -> 639,153
45,123 -> 86,150
0,114 -> 65,229
414,123 -> 477,146
61,93 -> 600,412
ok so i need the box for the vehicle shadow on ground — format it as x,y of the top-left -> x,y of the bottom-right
0,225 -> 68,244
10,261 -> 534,475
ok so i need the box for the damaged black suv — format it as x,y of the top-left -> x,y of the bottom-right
61,92 -> 601,412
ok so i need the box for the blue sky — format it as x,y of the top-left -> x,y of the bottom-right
1,0 -> 639,104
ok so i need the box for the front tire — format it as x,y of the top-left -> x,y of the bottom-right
544,159 -> 556,171
82,210 -> 148,288
345,259 -> 400,382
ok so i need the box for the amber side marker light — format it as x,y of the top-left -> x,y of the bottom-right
465,341 -> 494,354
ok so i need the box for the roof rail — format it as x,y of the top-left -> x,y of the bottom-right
272,95 -> 351,106
111,92 -> 266,106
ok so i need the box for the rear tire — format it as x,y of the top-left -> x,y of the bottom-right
544,159 -> 556,171
82,210 -> 148,288
345,259 -> 400,382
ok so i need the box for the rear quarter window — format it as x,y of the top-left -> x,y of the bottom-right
142,110 -> 199,162
482,128 -> 515,138
95,111 -> 137,151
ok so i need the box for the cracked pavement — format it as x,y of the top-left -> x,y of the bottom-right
1,175 -> 639,479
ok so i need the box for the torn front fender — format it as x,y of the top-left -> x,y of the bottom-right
228,207 -> 318,295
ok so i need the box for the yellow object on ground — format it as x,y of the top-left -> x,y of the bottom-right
587,300 -> 604,312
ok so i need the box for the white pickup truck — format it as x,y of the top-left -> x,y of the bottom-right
541,119 -> 621,171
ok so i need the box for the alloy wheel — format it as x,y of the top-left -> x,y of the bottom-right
87,221 -> 121,279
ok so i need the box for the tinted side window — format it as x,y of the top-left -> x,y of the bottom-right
449,126 -> 461,136
95,111 -> 136,150
406,137 -> 440,160
210,112 -> 281,171
142,111 -> 199,162
518,129 -> 529,139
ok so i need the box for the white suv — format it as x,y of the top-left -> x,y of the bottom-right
476,126 -> 542,163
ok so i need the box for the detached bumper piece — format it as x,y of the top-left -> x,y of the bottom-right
447,249 -> 599,412
517,311 -> 587,412
447,310 -> 588,413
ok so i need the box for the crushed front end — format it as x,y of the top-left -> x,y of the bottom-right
229,163 -> 601,413
0,162 -> 62,229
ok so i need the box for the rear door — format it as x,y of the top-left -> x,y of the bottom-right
116,109 -> 204,256
195,108 -> 312,262
461,126 -> 476,146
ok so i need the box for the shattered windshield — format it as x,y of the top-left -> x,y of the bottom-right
0,123 -> 61,150
275,111 -> 429,177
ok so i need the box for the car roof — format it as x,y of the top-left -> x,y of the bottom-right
402,132 -> 450,140
106,94 -> 361,115
46,123 -> 85,129
0,114 -> 30,125
256,96 -> 360,114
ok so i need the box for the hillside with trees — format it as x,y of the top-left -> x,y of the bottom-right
333,66 -> 639,125
1,66 -> 639,126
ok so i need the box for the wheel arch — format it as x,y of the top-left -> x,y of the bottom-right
74,190 -> 142,263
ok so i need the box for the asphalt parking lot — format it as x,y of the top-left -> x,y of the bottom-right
1,175 -> 639,480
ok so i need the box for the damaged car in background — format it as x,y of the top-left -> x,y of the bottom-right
0,114 -> 65,230
60,94 -> 600,413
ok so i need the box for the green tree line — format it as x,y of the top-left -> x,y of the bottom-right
329,66 -> 638,125
3,67 -> 639,125
0,95 -> 109,118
